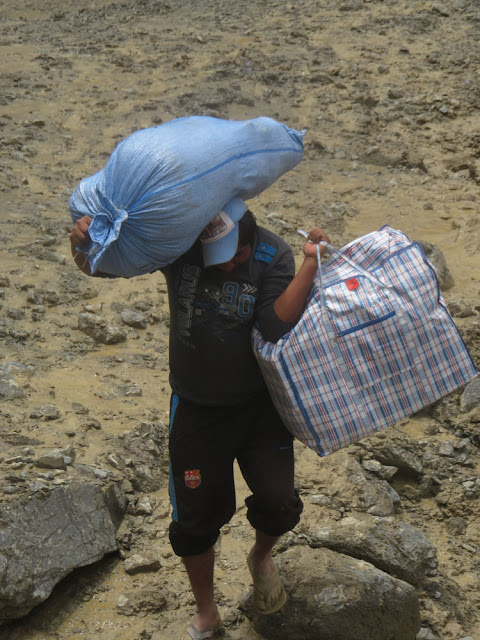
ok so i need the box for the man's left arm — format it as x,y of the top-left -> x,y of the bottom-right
255,227 -> 330,342
273,227 -> 330,323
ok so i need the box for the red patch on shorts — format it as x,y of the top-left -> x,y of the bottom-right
184,469 -> 201,489
346,278 -> 360,290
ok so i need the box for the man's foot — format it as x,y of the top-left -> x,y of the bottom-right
188,607 -> 222,637
185,621 -> 223,640
247,549 -> 287,615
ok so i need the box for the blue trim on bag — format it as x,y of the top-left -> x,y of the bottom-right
278,350 -> 326,456
336,310 -> 396,337
169,394 -> 180,522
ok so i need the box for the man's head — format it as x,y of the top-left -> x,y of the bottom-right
200,198 -> 256,270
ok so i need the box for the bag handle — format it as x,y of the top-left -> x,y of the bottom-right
297,230 -> 389,290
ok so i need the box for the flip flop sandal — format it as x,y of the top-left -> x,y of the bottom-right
185,622 -> 223,640
247,552 -> 287,615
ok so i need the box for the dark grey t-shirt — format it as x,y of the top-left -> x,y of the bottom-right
162,226 -> 295,406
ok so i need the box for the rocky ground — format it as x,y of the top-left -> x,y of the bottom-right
0,1 -> 479,639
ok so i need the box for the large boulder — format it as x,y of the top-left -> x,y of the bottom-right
308,513 -> 437,585
246,547 -> 421,640
0,481 -> 127,623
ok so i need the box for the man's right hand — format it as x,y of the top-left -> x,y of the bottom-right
70,215 -> 93,248
70,215 -> 93,275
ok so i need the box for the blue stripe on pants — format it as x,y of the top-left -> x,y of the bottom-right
168,393 -> 180,522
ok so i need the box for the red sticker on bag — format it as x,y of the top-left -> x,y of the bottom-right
346,278 -> 359,290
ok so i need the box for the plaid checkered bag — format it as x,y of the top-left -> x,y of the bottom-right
252,226 -> 478,456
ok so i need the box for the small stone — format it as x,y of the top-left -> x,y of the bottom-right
123,553 -> 161,575
34,445 -> 75,470
35,452 -> 67,470
78,313 -> 126,344
447,517 -> 467,536
120,310 -> 148,329
92,468 -> 109,479
0,372 -> 24,400
362,459 -> 398,479
72,402 -> 89,415
121,385 -> 143,397
461,543 -> 477,554
136,496 -> 154,515
106,453 -> 124,470
117,594 -> 134,616
416,627 -> 438,640
30,405 -> 60,421
437,442 -> 455,457
82,418 -> 102,431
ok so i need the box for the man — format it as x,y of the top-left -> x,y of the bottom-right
70,201 -> 329,640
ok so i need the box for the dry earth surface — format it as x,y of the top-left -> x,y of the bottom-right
1,1 -> 479,639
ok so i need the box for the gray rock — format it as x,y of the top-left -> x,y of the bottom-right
448,300 -> 478,318
418,241 -> 455,290
0,372 -> 24,400
123,553 -> 161,575
460,378 -> 480,413
116,421 -> 169,492
0,482 -> 127,623
0,362 -> 34,377
34,452 -> 68,470
447,517 -> 468,536
316,450 -> 400,516
116,581 -> 166,617
361,458 -> 398,480
119,384 -> 143,397
72,402 -> 89,415
34,446 -> 75,470
82,417 -> 102,431
77,313 -> 126,344
30,405 -> 60,420
120,309 -> 147,329
416,629 -> 438,640
309,513 -> 437,585
361,431 -> 423,476
246,547 -> 420,640
437,442 -> 455,457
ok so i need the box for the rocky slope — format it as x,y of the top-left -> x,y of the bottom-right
1,1 -> 479,639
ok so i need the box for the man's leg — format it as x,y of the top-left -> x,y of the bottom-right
249,530 -> 278,576
183,546 -> 221,632
169,397 -> 238,632
238,395 -> 303,614
247,530 -> 286,614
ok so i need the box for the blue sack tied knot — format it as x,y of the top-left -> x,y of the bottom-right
86,189 -> 129,270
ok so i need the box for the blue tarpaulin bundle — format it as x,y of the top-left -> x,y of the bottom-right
69,116 -> 305,277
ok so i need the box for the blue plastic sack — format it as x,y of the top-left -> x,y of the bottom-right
69,116 -> 305,277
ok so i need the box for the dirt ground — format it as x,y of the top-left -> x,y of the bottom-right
1,1 -> 479,639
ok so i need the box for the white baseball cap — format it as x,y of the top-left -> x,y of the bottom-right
200,197 -> 248,267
